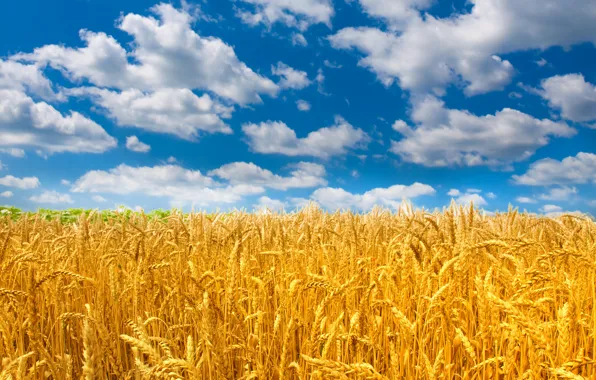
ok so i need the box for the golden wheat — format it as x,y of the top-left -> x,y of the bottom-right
0,204 -> 595,379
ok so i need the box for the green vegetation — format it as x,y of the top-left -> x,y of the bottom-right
0,206 -> 178,223
1,205 -> 593,224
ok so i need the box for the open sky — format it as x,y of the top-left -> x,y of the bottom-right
0,0 -> 595,214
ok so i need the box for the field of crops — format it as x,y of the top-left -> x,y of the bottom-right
0,204 -> 595,379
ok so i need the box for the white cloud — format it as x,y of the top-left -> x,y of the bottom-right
455,193 -> 487,207
0,191 -> 12,198
291,33 -> 308,46
323,60 -> 342,69
254,196 -> 287,212
0,89 -> 116,155
311,182 -> 435,210
329,0 -> 596,96
125,136 -> 151,153
235,0 -> 333,30
539,186 -> 578,201
538,74 -> 596,123
61,179 -> 71,186
0,148 -> 26,158
512,152 -> 596,186
257,196 -> 316,212
540,204 -> 562,213
166,156 -> 178,164
92,195 -> 107,203
543,210 -> 587,218
16,4 -> 278,105
0,175 -> 40,189
389,96 -> 575,168
0,59 -> 59,100
516,197 -> 536,204
30,190 -> 73,204
356,0 -> 434,31
486,192 -> 497,199
296,99 -> 311,111
36,150 -> 49,160
71,164 -> 263,206
315,68 -> 328,95
209,161 -> 327,190
535,58 -> 548,67
66,88 -> 233,140
113,204 -> 147,213
272,62 -> 311,90
288,197 -> 312,209
392,120 -> 410,134
242,116 -> 369,158
448,188 -> 489,206
72,164 -> 214,193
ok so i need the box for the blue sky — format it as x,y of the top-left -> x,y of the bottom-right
0,0 -> 595,214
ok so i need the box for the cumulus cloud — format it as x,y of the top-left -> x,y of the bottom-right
540,204 -> 562,213
539,186 -> 578,201
272,62 -> 311,90
315,68 -> 329,95
291,33 -> 308,46
486,192 -> 497,199
61,179 -> 71,186
242,116 -> 369,158
73,164 -> 214,193
448,188 -> 488,206
310,182 -> 435,210
389,96 -> 575,168
66,88 -> 233,140
0,148 -> 26,158
543,210 -> 587,218
0,191 -> 13,198
235,0 -> 334,30
15,4 -> 278,105
0,175 -> 40,189
516,197 -> 537,204
125,136 -> 151,153
72,164 -> 264,206
512,152 -> 596,186
92,195 -> 107,203
0,59 -> 59,101
209,161 -> 327,190
254,196 -> 287,212
30,190 -> 74,204
329,0 -> 596,96
0,89 -> 116,155
323,60 -> 342,69
288,197 -> 312,209
455,193 -> 488,207
538,74 -> 596,124
356,0 -> 435,31
296,99 -> 311,111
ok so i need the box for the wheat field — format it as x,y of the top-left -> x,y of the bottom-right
0,204 -> 595,379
